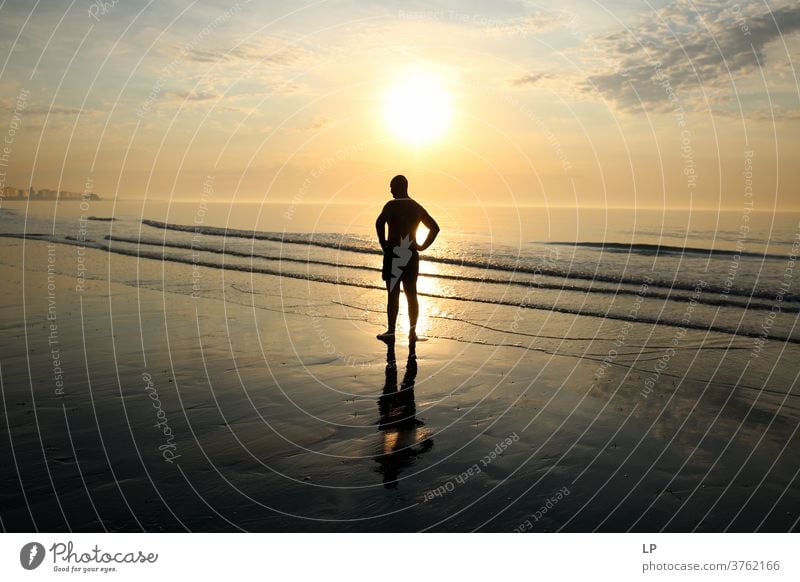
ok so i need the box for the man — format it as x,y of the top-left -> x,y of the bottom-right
375,175 -> 440,342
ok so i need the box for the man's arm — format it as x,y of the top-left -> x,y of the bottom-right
416,206 -> 440,252
375,209 -> 388,252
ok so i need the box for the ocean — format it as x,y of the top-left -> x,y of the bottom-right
2,200 -> 799,344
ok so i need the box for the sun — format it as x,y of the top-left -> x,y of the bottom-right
384,71 -> 452,145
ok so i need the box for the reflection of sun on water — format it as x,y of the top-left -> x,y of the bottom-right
415,261 -> 441,337
397,237 -> 441,337
382,427 -> 430,456
383,431 -> 398,455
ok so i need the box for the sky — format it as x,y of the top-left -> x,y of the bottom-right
0,0 -> 798,209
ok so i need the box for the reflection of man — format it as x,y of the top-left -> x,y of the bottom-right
375,339 -> 432,488
375,175 -> 440,341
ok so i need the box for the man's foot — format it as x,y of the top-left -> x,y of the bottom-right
376,330 -> 395,341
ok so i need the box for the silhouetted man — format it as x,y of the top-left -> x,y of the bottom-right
375,175 -> 440,341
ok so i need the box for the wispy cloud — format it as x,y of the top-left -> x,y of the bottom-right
180,35 -> 323,69
508,72 -> 549,87
165,89 -> 219,102
392,7 -> 567,38
467,10 -> 568,37
282,115 -> 337,133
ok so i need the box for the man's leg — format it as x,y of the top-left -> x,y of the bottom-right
404,253 -> 420,340
403,276 -> 419,340
387,281 -> 401,331
378,281 -> 401,339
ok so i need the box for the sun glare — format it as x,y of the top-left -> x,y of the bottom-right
415,224 -> 430,248
384,71 -> 452,145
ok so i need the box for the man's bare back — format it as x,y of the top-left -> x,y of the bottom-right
378,198 -> 437,250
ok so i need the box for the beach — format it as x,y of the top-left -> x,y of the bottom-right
1,217 -> 798,532
4,5 -> 800,580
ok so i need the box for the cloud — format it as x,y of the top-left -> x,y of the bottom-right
583,2 -> 800,112
474,11 -> 569,37
282,116 -> 337,133
23,105 -> 99,116
260,77 -> 307,96
147,33 -> 318,102
180,35 -> 322,69
746,104 -> 800,122
508,72 -> 548,87
164,89 -> 219,102
394,7 -> 567,38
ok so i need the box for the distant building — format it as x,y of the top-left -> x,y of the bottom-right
2,186 -> 27,199
1,185 -> 101,201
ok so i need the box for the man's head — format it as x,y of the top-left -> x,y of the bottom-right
390,175 -> 408,198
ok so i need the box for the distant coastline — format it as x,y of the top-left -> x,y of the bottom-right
1,185 -> 101,202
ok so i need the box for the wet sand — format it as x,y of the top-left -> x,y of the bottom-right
1,238 -> 799,532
